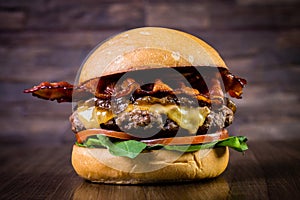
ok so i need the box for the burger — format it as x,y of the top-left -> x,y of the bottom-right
24,27 -> 248,184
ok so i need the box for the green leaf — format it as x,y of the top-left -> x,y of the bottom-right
75,142 -> 87,148
108,140 -> 147,159
76,135 -> 248,159
216,136 -> 248,152
79,134 -> 147,159
153,136 -> 248,153
162,142 -> 217,152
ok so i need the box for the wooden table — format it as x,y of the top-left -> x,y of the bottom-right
0,140 -> 299,200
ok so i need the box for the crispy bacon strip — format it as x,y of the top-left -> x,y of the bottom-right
24,79 -> 211,103
220,69 -> 247,99
24,67 -> 247,103
23,81 -> 96,102
24,81 -> 74,103
209,78 -> 224,105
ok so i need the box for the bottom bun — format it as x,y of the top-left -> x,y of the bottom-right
71,145 -> 229,184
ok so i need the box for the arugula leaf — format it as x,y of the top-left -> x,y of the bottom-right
152,136 -> 248,153
161,141 -> 218,152
77,135 -> 248,159
108,140 -> 147,159
81,135 -> 147,159
216,136 -> 248,152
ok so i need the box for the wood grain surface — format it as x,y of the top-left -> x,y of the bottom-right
0,140 -> 299,200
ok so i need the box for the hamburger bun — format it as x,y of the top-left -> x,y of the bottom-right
72,145 -> 229,184
78,27 -> 227,84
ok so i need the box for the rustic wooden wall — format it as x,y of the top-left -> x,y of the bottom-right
0,0 -> 299,144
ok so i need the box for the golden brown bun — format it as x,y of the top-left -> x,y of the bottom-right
71,145 -> 229,184
78,27 -> 227,84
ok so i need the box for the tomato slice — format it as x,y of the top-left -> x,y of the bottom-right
76,129 -> 138,143
76,129 -> 229,145
141,129 -> 228,146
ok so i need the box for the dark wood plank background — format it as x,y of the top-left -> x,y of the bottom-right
0,0 -> 299,199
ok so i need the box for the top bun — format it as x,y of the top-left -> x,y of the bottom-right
78,27 -> 227,84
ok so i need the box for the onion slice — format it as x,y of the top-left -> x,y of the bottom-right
76,129 -> 229,146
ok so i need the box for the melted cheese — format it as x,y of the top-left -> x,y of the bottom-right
77,106 -> 100,129
77,103 -> 210,134
149,104 -> 210,134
